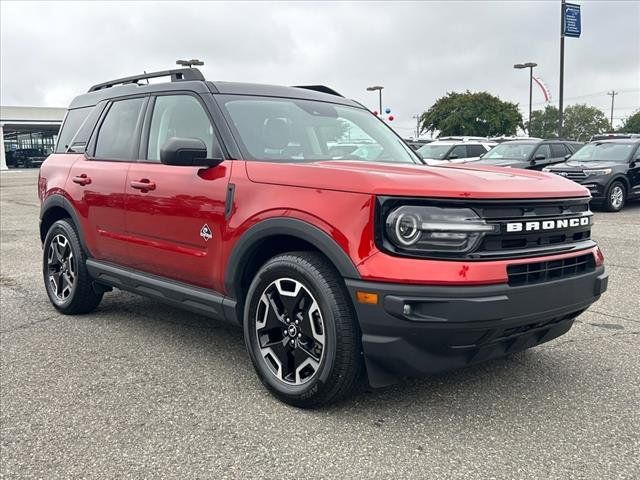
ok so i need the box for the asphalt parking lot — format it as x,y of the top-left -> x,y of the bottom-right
1,169 -> 638,479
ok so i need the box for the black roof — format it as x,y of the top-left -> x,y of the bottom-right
69,68 -> 361,110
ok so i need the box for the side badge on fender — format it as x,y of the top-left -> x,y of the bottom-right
200,224 -> 213,242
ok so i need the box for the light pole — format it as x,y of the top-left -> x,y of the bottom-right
514,62 -> 538,134
366,86 -> 384,117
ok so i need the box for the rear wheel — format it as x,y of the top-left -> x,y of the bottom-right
605,181 -> 626,212
43,219 -> 103,314
243,252 -> 363,408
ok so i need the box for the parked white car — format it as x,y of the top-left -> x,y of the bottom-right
417,140 -> 496,165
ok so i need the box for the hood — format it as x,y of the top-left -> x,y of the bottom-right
550,160 -> 623,170
245,160 -> 589,199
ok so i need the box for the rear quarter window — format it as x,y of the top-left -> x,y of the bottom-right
55,107 -> 92,153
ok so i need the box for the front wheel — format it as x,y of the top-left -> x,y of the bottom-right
243,252 -> 363,408
605,181 -> 626,212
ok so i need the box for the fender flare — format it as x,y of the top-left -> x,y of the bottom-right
224,217 -> 361,299
40,194 -> 89,255
605,174 -> 631,193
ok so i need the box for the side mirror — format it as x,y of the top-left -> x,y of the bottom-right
564,154 -> 572,160
160,137 -> 223,167
479,153 -> 485,158
448,155 -> 459,160
533,153 -> 546,161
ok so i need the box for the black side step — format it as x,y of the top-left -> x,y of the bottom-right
86,259 -> 238,325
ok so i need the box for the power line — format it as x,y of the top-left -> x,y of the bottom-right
530,88 -> 639,107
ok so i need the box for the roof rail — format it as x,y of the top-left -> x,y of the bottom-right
88,68 -> 205,92
292,85 -> 344,97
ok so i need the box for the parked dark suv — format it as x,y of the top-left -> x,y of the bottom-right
470,139 -> 582,170
544,139 -> 640,211
38,68 -> 607,407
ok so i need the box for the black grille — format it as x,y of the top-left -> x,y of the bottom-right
550,170 -> 587,180
474,200 -> 593,258
507,253 -> 595,286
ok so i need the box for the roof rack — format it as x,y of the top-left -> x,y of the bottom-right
292,85 -> 344,97
88,68 -> 205,92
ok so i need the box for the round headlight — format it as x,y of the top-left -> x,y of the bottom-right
395,212 -> 421,246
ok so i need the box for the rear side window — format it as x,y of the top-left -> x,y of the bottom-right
94,98 -> 145,160
534,144 -> 551,159
550,144 -> 567,157
466,144 -> 486,157
55,107 -> 91,153
448,145 -> 467,159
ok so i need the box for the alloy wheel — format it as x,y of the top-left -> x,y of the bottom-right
610,185 -> 624,210
47,234 -> 76,302
255,278 -> 325,385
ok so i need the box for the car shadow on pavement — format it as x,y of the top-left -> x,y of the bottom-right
93,291 -> 584,416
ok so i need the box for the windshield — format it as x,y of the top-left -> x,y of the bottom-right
219,96 -> 419,164
569,142 -> 635,162
416,144 -> 452,159
482,143 -> 536,161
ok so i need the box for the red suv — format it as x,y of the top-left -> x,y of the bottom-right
39,69 -> 608,407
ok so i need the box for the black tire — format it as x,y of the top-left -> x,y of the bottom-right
605,180 -> 626,212
43,219 -> 103,314
243,252 -> 363,408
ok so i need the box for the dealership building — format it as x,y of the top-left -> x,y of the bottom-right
0,106 -> 65,170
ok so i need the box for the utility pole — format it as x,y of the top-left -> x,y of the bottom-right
559,0 -> 565,138
607,91 -> 618,129
412,114 -> 421,139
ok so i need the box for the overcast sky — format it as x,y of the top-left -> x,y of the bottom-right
1,1 -> 638,135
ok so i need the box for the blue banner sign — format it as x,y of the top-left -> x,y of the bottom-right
563,3 -> 581,38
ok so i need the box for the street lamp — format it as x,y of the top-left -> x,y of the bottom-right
514,62 -> 538,134
366,85 -> 384,116
176,59 -> 204,68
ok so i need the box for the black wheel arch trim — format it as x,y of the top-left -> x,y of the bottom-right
40,195 -> 89,255
224,217 -> 361,300
606,175 -> 631,194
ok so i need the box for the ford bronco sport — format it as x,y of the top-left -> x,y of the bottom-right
39,68 -> 608,407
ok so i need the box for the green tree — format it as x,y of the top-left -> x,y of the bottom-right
526,105 -> 559,138
420,91 -> 522,137
618,110 -> 640,133
562,104 -> 610,141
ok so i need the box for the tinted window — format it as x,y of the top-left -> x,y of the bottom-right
550,144 -> 567,157
55,107 -> 91,153
147,95 -> 216,162
571,142 -> 635,162
94,98 -> 145,160
534,144 -> 551,159
448,145 -> 467,159
466,144 -> 487,157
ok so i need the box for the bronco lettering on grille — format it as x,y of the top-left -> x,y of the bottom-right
506,216 -> 590,233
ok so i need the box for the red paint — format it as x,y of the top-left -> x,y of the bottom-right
40,153 -> 599,296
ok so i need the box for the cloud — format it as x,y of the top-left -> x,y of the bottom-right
1,0 -> 638,132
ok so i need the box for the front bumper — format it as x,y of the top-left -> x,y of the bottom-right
346,266 -> 607,387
